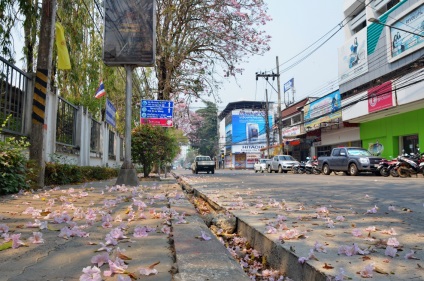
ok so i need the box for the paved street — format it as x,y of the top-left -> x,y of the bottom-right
176,168 -> 424,281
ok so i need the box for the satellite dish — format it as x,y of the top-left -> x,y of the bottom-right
369,143 -> 384,156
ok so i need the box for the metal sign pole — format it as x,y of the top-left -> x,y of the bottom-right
116,65 -> 140,186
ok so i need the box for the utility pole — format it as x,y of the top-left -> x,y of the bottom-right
276,56 -> 283,153
30,0 -> 57,187
255,61 -> 283,153
265,89 -> 270,158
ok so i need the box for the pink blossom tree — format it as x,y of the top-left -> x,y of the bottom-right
155,0 -> 272,101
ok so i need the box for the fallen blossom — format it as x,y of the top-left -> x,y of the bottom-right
365,226 -> 376,232
80,266 -> 102,281
316,206 -> 329,214
200,231 -> 211,241
366,205 -> 378,214
0,223 -> 9,233
279,229 -> 302,240
335,267 -> 348,281
335,215 -> 345,222
28,232 -> 44,244
139,261 -> 160,276
298,257 -> 307,264
387,237 -> 400,247
103,259 -> 128,277
385,246 -> 397,257
11,233 -> 25,249
352,228 -> 363,237
404,250 -> 419,260
307,249 -> 318,261
388,205 -> 396,211
381,228 -> 397,235
161,225 -> 170,235
314,241 -> 327,253
91,252 -> 109,267
360,263 -> 374,278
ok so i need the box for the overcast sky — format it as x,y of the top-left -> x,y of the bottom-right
196,0 -> 346,112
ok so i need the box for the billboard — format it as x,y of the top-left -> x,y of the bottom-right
389,4 -> 424,61
338,27 -> 368,84
304,90 -> 341,129
231,109 -> 273,147
103,0 -> 155,66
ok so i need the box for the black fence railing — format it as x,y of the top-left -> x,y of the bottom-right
56,96 -> 77,146
90,119 -> 101,153
0,56 -> 31,136
108,131 -> 115,160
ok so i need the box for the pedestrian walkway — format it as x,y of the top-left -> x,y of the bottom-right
0,176 -> 247,281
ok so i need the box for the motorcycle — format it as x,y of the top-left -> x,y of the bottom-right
377,158 -> 399,177
396,150 -> 424,178
311,159 -> 321,175
292,161 -> 306,174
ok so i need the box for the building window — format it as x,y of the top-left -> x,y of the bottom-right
56,97 -> 77,146
292,114 -> 301,124
109,131 -> 115,157
90,119 -> 101,153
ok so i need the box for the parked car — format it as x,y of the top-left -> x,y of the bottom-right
254,159 -> 270,173
191,155 -> 215,174
317,147 -> 383,176
268,155 -> 300,173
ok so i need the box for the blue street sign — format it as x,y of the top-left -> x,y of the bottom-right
140,99 -> 174,119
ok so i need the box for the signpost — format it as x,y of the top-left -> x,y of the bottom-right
103,0 -> 156,186
140,99 -> 174,127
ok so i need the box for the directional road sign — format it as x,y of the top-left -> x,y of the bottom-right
140,99 -> 174,127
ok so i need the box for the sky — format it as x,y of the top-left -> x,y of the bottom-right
195,0 -> 346,112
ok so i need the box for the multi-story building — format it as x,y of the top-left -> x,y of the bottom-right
338,0 -> 424,158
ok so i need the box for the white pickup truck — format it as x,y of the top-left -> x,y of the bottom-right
191,155 -> 215,174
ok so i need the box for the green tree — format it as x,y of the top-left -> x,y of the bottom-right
191,101 -> 218,157
131,124 -> 181,177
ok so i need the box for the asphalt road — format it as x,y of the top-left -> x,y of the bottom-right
176,168 -> 424,281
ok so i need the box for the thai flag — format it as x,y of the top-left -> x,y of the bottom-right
95,80 -> 106,98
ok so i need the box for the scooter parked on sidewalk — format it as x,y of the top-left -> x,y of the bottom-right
377,157 -> 398,177
396,150 -> 424,178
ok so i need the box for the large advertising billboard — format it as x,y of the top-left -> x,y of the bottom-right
103,0 -> 155,66
231,109 -> 273,148
338,27 -> 368,84
388,3 -> 424,62
304,90 -> 341,130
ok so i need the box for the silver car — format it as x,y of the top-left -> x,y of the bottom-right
268,155 -> 300,173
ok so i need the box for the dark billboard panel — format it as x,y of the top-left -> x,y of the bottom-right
103,0 -> 155,66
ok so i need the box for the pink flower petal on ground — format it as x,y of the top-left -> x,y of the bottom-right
365,226 -> 376,232
139,268 -> 158,276
335,215 -> 345,222
117,275 -> 132,281
200,231 -> 211,241
385,246 -> 397,257
0,223 -> 9,234
405,250 -> 419,260
387,237 -> 400,247
314,241 -> 327,253
80,266 -> 102,281
352,228 -> 363,237
28,232 -> 44,244
298,257 -> 307,264
360,263 -> 374,278
388,205 -> 396,211
91,252 -> 109,267
11,233 -> 24,249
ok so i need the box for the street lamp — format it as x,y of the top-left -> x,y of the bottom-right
368,17 -> 424,38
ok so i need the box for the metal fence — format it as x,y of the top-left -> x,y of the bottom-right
90,119 -> 101,153
0,56 -> 31,135
56,96 -> 77,146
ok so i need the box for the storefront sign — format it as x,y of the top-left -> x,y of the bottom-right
304,90 -> 341,129
232,144 -> 265,154
368,81 -> 393,113
282,126 -> 300,137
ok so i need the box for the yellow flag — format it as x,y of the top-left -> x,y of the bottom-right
55,22 -> 71,70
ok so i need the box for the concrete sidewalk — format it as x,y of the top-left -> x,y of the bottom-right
0,177 -> 248,281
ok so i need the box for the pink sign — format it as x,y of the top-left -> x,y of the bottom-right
141,118 -> 173,127
368,81 -> 393,113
